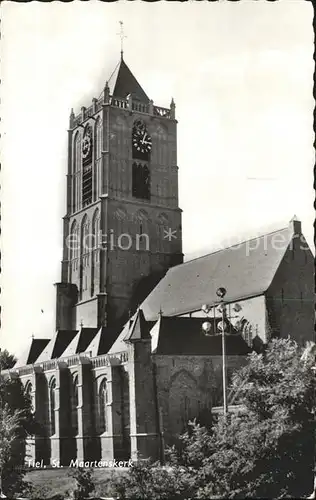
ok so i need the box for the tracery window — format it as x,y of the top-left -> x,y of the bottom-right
99,378 -> 108,434
49,378 -> 56,436
241,320 -> 253,347
25,381 -> 34,411
70,375 -> 79,435
82,125 -> 93,208
73,133 -> 82,212
132,162 -> 150,200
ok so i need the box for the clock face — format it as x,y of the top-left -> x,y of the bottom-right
82,134 -> 92,159
132,129 -> 152,155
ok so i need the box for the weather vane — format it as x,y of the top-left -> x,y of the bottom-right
117,21 -> 127,59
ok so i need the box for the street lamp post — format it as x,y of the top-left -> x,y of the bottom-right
202,287 -> 231,417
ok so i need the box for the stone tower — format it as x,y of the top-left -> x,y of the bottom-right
55,54 -> 183,333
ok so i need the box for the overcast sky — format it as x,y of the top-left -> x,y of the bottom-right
1,0 -> 314,356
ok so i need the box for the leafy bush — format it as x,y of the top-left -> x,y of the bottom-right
69,467 -> 95,499
110,459 -> 196,499
109,338 -> 316,499
0,366 -> 36,497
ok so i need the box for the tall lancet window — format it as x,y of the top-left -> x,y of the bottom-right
95,118 -> 102,199
99,378 -> 108,434
82,124 -> 93,208
70,375 -> 79,435
49,378 -> 57,436
69,220 -> 79,281
73,133 -> 82,212
79,215 -> 90,298
91,208 -> 100,297
25,381 -> 34,411
132,163 -> 150,200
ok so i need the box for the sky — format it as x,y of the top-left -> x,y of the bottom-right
1,0 -> 314,356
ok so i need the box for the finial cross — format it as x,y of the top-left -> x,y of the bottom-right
117,21 -> 127,59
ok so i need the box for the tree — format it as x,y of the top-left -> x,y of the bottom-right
184,338 -> 315,499
0,353 -> 36,497
0,350 -> 16,370
111,338 -> 316,499
69,468 -> 95,500
0,405 -> 22,496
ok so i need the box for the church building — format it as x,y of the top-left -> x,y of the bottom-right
3,51 -> 314,466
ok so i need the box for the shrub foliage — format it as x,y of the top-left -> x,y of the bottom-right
111,338 -> 315,499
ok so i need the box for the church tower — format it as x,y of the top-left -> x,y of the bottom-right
55,51 -> 183,333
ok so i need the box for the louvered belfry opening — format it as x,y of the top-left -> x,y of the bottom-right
82,124 -> 93,208
82,163 -> 92,207
132,162 -> 150,200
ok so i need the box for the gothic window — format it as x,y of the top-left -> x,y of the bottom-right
69,220 -> 79,261
79,215 -> 90,298
70,375 -> 79,435
25,382 -> 34,411
157,213 -> 169,251
73,133 -> 82,212
132,163 -> 150,200
81,215 -> 90,257
82,124 -> 93,208
49,378 -> 56,436
99,378 -> 108,434
241,320 -> 253,347
96,118 -> 102,160
91,208 -> 100,297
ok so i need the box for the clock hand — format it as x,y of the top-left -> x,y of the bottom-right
141,132 -> 147,144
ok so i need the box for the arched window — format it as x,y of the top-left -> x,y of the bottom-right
69,220 -> 78,261
73,133 -> 82,212
96,117 -> 102,160
132,163 -> 150,200
82,124 -> 93,207
81,215 -> 90,256
49,378 -> 56,436
25,381 -> 34,411
157,213 -> 169,252
241,320 -> 253,347
91,209 -> 100,297
135,210 -> 149,251
80,215 -> 89,297
99,379 -> 108,434
70,375 -> 79,435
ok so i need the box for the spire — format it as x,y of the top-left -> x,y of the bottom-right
117,21 -> 127,60
289,215 -> 301,235
104,81 -> 110,104
69,108 -> 75,128
124,308 -> 151,342
107,58 -> 150,103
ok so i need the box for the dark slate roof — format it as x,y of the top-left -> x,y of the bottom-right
141,226 -> 294,321
84,326 -> 118,357
150,316 -> 250,356
108,57 -> 150,102
15,338 -> 50,367
36,330 -> 78,363
61,327 -> 99,358
108,320 -> 133,354
124,309 -> 151,342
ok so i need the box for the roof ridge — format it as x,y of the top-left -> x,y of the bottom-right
179,225 -> 290,267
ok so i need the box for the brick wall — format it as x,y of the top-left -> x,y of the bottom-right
154,354 -> 247,443
266,232 -> 314,345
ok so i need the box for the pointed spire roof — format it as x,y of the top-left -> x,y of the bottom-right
15,338 -> 50,367
36,330 -> 78,363
61,327 -> 99,358
108,58 -> 150,103
84,326 -> 117,357
149,314 -> 164,353
124,308 -> 151,342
